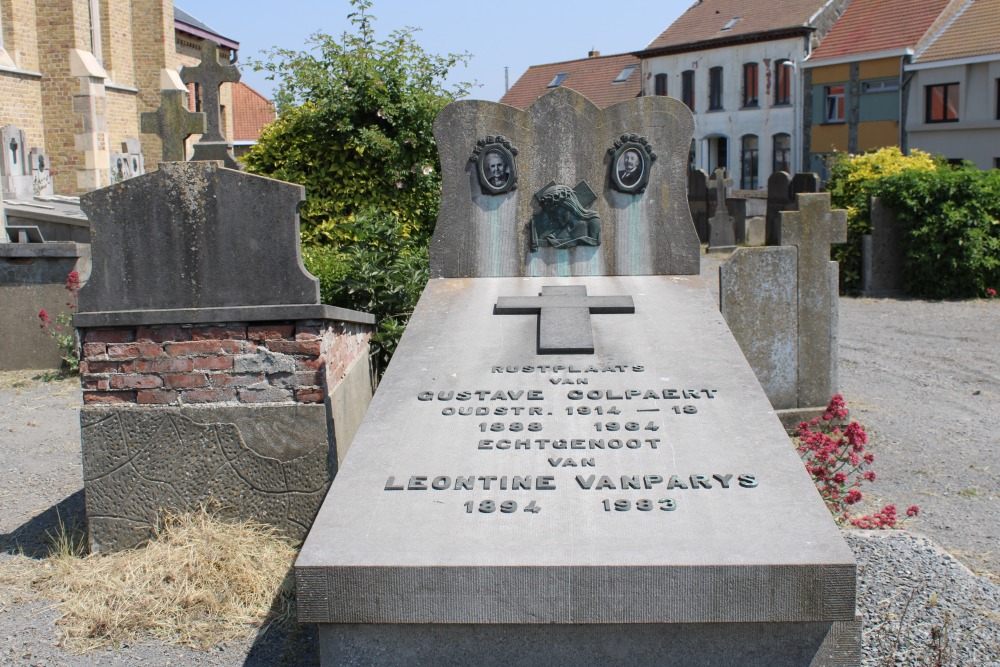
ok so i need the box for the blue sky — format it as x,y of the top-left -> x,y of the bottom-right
183,0 -> 691,103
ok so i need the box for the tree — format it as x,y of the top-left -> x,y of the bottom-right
244,0 -> 471,247
243,1 -> 471,376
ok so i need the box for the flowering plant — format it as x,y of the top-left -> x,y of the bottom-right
38,271 -> 81,373
795,394 -> 919,529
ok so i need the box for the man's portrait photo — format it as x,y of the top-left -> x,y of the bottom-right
616,148 -> 643,187
484,150 -> 509,188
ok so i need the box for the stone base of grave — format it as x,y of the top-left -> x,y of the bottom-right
776,406 -> 832,433
707,244 -> 737,253
318,618 -> 862,666
75,313 -> 373,552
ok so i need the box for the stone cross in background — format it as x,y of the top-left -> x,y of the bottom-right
140,89 -> 206,162
180,40 -> 240,168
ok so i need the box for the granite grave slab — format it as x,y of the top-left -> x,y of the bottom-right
297,88 -> 859,665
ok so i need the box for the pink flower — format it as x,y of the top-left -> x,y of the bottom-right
906,505 -> 919,517
863,471 -> 876,482
846,489 -> 862,504
988,288 -> 997,297
38,309 -> 51,323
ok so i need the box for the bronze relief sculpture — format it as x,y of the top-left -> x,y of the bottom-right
531,181 -> 601,251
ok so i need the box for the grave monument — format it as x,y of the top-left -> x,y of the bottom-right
297,87 -> 859,665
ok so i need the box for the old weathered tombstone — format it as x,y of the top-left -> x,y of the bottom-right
180,41 -> 240,168
74,161 -> 375,552
722,193 -> 848,420
28,148 -> 53,196
687,168 -> 709,242
707,168 -> 737,252
745,215 -> 765,245
792,172 -> 821,196
766,171 -> 793,246
862,197 -> 905,297
140,90 -> 206,162
297,87 -> 858,666
1,125 -> 33,199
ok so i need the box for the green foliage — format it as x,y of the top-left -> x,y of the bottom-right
244,0 -> 471,247
302,210 -> 428,377
826,147 -> 938,293
872,165 -> 1000,299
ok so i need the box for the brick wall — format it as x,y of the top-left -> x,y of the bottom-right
5,0 -> 40,72
100,0 -> 136,86
0,73 -> 44,150
131,0 -> 174,173
80,320 -> 372,406
105,87 -> 139,153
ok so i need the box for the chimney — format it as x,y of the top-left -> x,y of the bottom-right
588,49 -> 601,58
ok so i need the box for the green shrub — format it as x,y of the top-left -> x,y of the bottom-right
302,210 -> 428,377
873,165 -> 1000,299
244,0 -> 470,248
826,147 -> 938,293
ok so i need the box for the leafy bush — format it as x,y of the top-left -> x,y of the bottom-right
826,147 -> 938,293
302,210 -> 428,377
244,0 -> 470,247
873,165 -> 1000,299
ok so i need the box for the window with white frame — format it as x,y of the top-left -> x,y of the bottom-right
87,0 -> 103,64
824,84 -> 845,122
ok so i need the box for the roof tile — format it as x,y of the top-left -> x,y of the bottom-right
914,0 -> 1000,63
500,53 -> 641,110
231,83 -> 276,142
809,0 -> 953,61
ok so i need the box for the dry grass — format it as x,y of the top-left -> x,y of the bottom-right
5,508 -> 299,653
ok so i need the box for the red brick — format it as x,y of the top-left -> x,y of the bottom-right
296,357 -> 323,371
193,355 -> 234,371
266,340 -> 321,356
136,358 -> 194,373
110,374 -> 164,390
84,329 -> 135,343
181,389 -> 237,404
295,324 -> 322,340
84,360 -> 121,373
135,343 -> 166,358
190,325 -> 248,340
136,327 -> 192,343
163,373 -> 208,389
82,343 -> 107,358
137,389 -> 179,405
290,370 -> 323,387
165,340 -> 239,356
107,343 -> 140,359
248,324 -> 294,341
81,377 -> 110,391
83,391 -> 136,404
295,388 -> 324,403
209,373 -> 263,387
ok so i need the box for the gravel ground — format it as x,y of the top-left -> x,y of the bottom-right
0,253 -> 997,665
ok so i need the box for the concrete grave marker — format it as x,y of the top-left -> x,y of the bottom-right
180,40 -> 240,168
707,167 -> 737,252
297,88 -> 859,665
1,125 -> 34,199
140,89 -> 206,162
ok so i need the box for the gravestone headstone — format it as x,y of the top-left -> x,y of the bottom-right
180,41 -> 240,169
1,125 -> 33,199
688,168 -> 709,242
297,87 -> 859,666
28,148 -> 52,197
791,172 -> 821,196
766,171 -> 793,246
140,90 -> 206,162
75,162 -> 375,551
707,167 -> 737,252
862,197 -> 904,297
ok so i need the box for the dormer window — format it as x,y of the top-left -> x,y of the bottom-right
613,65 -> 636,83
547,72 -> 569,88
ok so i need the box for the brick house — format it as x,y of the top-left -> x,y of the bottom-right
500,50 -> 641,110
0,0 -> 274,195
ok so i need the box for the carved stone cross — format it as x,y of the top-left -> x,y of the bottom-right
180,41 -> 240,143
779,193 -> 848,407
140,89 -> 206,162
494,286 -> 635,354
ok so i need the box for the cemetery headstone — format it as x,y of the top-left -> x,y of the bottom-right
766,171 -> 793,246
28,148 -> 53,196
722,193 -> 847,419
707,167 -> 737,252
861,197 -> 904,297
792,172 -> 821,196
140,90 -> 206,162
297,87 -> 859,666
180,41 -> 240,169
74,161 -> 376,551
1,125 -> 34,199
687,168 -> 709,242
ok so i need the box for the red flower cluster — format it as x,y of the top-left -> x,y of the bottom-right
795,394 -> 918,530
65,270 -> 80,309
38,309 -> 52,329
987,288 -> 997,298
